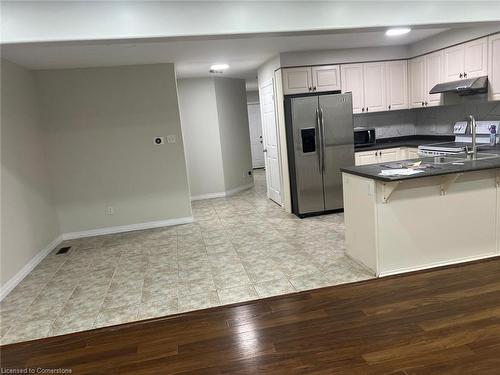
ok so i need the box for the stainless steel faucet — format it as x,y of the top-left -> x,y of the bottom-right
465,115 -> 477,160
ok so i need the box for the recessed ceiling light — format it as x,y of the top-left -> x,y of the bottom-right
210,64 -> 229,71
385,28 -> 411,36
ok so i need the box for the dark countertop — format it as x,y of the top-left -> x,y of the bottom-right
342,144 -> 500,182
354,135 -> 454,151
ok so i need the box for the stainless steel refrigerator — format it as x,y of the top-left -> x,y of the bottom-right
285,92 -> 354,217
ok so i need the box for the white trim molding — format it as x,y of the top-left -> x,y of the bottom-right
62,216 -> 194,240
0,216 -> 194,301
190,183 -> 254,201
191,192 -> 226,201
0,235 -> 63,301
225,183 -> 254,197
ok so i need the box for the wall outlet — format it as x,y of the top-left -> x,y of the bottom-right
107,206 -> 114,215
166,135 -> 176,144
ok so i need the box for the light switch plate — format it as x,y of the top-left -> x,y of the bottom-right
166,135 -> 176,144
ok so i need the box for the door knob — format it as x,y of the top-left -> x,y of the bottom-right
263,149 -> 268,153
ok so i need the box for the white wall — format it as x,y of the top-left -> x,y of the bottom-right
214,78 -> 254,192
35,64 -> 192,234
280,45 -> 409,67
409,24 -> 500,56
177,78 -> 226,199
3,1 -> 500,44
1,59 -> 59,289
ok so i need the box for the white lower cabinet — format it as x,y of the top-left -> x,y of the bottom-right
355,147 -> 420,166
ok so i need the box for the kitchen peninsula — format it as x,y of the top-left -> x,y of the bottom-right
341,146 -> 500,277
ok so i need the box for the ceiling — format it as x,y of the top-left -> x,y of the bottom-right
2,28 -> 447,85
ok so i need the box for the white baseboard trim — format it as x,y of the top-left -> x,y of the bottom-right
225,183 -> 254,196
191,192 -> 226,201
62,216 -> 194,240
190,183 -> 254,201
0,216 -> 194,301
378,252 -> 499,277
0,235 -> 63,301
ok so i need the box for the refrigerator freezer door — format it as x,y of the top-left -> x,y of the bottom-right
290,96 -> 325,214
318,93 -> 355,210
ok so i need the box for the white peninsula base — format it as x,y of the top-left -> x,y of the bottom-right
342,169 -> 500,277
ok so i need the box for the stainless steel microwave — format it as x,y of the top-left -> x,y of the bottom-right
354,127 -> 376,147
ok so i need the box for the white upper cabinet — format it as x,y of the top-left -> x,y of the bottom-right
443,45 -> 465,82
385,60 -> 408,111
425,51 -> 444,107
464,37 -> 488,79
409,56 -> 426,108
282,65 -> 340,95
311,65 -> 341,92
363,62 -> 386,113
489,33 -> 500,101
341,64 -> 364,113
282,67 -> 312,95
444,37 -> 488,82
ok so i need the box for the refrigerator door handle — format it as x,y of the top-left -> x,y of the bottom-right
319,106 -> 326,172
315,108 -> 322,171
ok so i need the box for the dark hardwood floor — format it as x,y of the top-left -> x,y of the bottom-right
3,258 -> 500,374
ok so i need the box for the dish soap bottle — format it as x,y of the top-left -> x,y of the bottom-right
490,125 -> 497,146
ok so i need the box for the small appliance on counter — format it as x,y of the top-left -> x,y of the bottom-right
354,127 -> 376,147
418,120 -> 500,157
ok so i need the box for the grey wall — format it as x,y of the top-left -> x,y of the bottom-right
415,101 -> 500,135
214,78 -> 254,191
177,78 -> 226,198
246,90 -> 260,104
1,59 -> 59,288
35,64 -> 192,233
354,110 -> 417,139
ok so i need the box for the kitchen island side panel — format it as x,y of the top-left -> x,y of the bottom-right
343,173 -> 378,273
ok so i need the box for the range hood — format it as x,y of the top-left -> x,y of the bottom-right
429,76 -> 488,96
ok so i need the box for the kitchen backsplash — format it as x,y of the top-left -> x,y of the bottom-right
353,109 -> 416,139
415,101 -> 500,135
354,101 -> 500,139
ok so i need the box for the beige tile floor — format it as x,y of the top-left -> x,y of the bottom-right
0,169 -> 374,345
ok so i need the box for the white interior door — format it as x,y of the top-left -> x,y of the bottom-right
259,80 -> 282,205
247,103 -> 265,169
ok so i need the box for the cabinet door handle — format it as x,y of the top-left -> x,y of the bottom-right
459,73 -> 463,78
388,104 -> 391,110
308,87 -> 312,91
464,72 -> 467,78
421,101 -> 425,106
425,101 -> 428,106
366,107 -> 369,112
362,107 -> 365,112
313,86 -> 317,91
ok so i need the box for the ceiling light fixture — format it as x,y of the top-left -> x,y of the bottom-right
385,27 -> 411,36
210,63 -> 229,73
